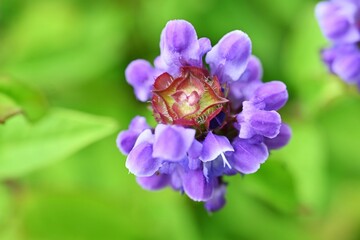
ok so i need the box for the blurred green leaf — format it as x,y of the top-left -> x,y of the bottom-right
0,1 -> 128,91
0,76 -> 47,121
241,160 -> 298,215
22,189 -> 200,240
197,176 -> 309,240
0,93 -> 22,124
0,184 -> 11,226
317,95 -> 360,179
280,122 -> 328,214
0,108 -> 118,180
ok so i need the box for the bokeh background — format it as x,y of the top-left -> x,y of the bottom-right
1,0 -> 360,239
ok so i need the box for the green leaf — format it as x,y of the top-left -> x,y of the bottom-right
0,108 -> 118,180
0,1 -> 128,91
279,121 -> 328,214
240,160 -> 298,215
0,76 -> 48,122
0,93 -> 22,124
317,95 -> 360,179
198,176 -> 310,240
0,184 -> 11,226
22,190 -> 200,240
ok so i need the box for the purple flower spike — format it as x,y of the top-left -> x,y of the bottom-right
153,124 -> 195,161
316,0 -> 360,87
231,138 -> 269,174
118,19 -> 291,212
206,30 -> 252,83
136,174 -> 170,191
116,116 -> 150,155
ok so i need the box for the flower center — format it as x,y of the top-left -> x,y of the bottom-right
151,66 -> 228,130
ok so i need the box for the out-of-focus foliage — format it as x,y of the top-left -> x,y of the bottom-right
1,0 -> 360,239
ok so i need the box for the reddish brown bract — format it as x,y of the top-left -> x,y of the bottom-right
151,67 -> 228,129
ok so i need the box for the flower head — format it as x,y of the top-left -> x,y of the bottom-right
315,0 -> 360,86
117,19 -> 291,212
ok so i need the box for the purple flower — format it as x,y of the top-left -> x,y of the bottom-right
315,0 -> 360,87
117,20 -> 291,212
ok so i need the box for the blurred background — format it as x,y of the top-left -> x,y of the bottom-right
1,0 -> 360,239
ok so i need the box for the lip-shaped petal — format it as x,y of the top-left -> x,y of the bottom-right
264,123 -> 292,150
152,124 -> 195,161
252,81 -> 288,111
205,183 -> 226,212
200,132 -> 234,162
160,20 -> 202,70
332,52 -> 360,83
126,142 -> 161,177
116,116 -> 150,154
125,59 -> 156,102
206,30 -> 252,83
230,138 -> 269,174
182,169 -> 214,201
237,101 -> 281,139
136,174 -> 170,190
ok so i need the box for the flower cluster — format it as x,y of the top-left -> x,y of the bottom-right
315,0 -> 360,88
117,20 -> 291,212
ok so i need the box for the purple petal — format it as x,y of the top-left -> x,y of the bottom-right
117,131 -> 140,155
315,1 -> 360,43
206,30 -> 251,83
227,56 -> 263,109
129,116 -> 150,132
116,116 -> 150,155
133,129 -> 154,147
237,101 -> 281,139
205,184 -> 226,212
126,142 -> 161,177
152,124 -> 195,161
125,59 -> 156,102
188,140 -> 202,170
332,51 -> 360,83
200,132 -> 234,162
136,174 -> 170,190
170,170 -> 183,191
160,20 -> 202,71
231,138 -> 269,174
252,81 -> 288,111
203,156 -> 231,180
239,55 -> 263,82
264,123 -> 292,150
198,37 -> 212,56
182,169 -> 213,201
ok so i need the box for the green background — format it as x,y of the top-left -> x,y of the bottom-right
1,0 -> 360,239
